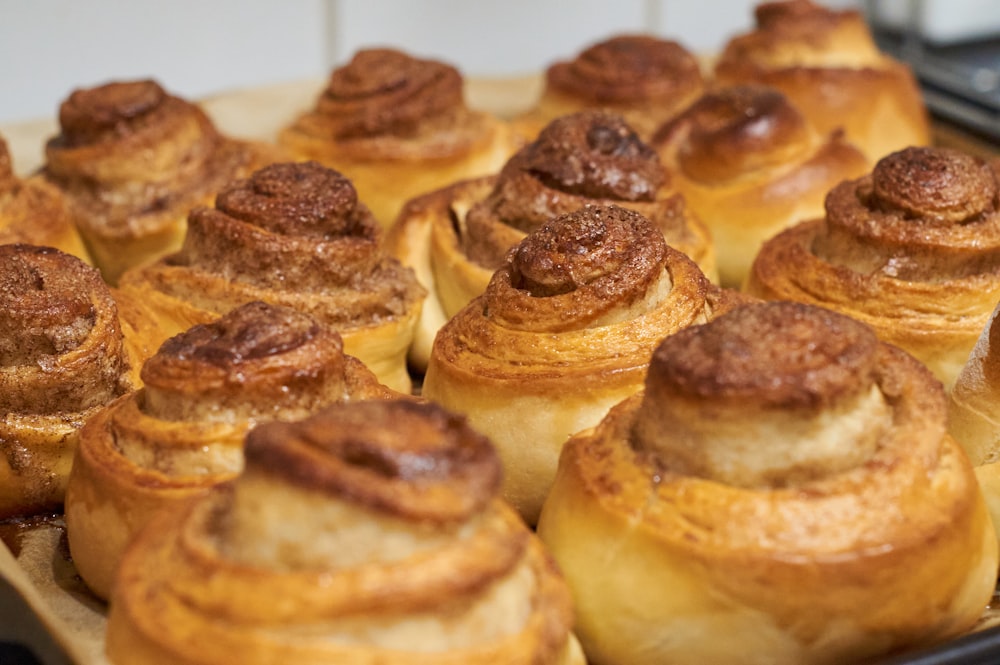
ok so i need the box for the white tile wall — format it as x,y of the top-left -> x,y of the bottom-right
0,0 -> 869,125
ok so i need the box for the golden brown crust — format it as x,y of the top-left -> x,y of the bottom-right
105,400 -> 580,665
538,301 -> 998,665
64,301 -> 402,600
423,205 -> 735,524
0,135 -> 90,262
278,48 -> 514,227
42,79 -> 285,284
117,161 -> 426,393
387,110 -> 716,371
513,34 -> 706,141
651,84 -> 869,287
746,147 -> 1000,388
0,244 -> 139,519
713,0 -> 930,162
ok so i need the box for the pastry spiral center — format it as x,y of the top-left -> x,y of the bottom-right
320,48 -> 463,139
215,161 -> 367,238
0,249 -> 96,365
57,79 -> 166,147
634,302 -> 890,487
871,147 -> 997,223
510,210 -> 625,296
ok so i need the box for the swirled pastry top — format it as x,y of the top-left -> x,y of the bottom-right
127,161 -> 426,328
433,205 -> 730,385
814,146 -> 1000,278
0,244 -> 136,415
716,0 -> 885,70
42,79 -> 279,240
538,299 -> 996,665
745,147 -> 1000,387
462,111 -> 709,272
283,48 -> 497,159
105,399 -> 580,665
547,34 -> 704,108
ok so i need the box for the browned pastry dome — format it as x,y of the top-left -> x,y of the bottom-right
42,78 -> 285,284
105,399 -> 584,665
0,244 -> 142,519
65,301 -> 402,600
538,301 -> 998,665
422,204 -> 742,524
512,34 -> 705,142
278,48 -> 515,228
713,0 -> 930,162
746,146 -> 1000,389
651,83 -> 869,287
116,160 -> 426,393
387,110 -> 716,371
0,135 -> 90,262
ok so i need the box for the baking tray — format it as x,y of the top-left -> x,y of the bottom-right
1,76 -> 999,665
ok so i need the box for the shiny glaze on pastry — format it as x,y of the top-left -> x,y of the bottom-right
651,84 -> 869,287
713,0 -> 930,162
65,301 -> 401,600
538,301 -> 998,665
0,244 -> 140,519
117,160 -> 426,393
746,146 -> 1000,389
512,34 -> 706,141
0,135 -> 90,263
106,399 -> 583,665
42,79 -> 285,284
387,110 -> 716,371
279,48 -> 514,227
422,204 -> 742,524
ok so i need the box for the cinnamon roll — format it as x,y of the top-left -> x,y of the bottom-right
64,300 -> 402,601
117,160 -> 426,393
651,84 -> 869,288
105,399 -> 584,665
746,146 -> 1000,390
538,301 -> 998,665
387,110 -> 716,371
0,244 -> 141,519
422,204 -> 742,525
713,0 -> 930,162
42,78 -> 285,284
511,34 -> 706,142
278,48 -> 514,228
948,301 -> 1000,556
0,135 -> 90,263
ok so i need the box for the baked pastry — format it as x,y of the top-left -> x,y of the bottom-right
650,84 -> 869,288
511,34 -> 705,142
422,204 -> 742,525
105,399 -> 584,665
947,301 -> 1000,554
0,134 -> 90,263
538,301 -> 998,665
0,244 -> 142,519
278,47 -> 514,228
116,160 -> 426,393
745,146 -> 1000,390
713,0 -> 930,162
64,301 -> 402,601
388,110 -> 716,371
42,78 -> 285,284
